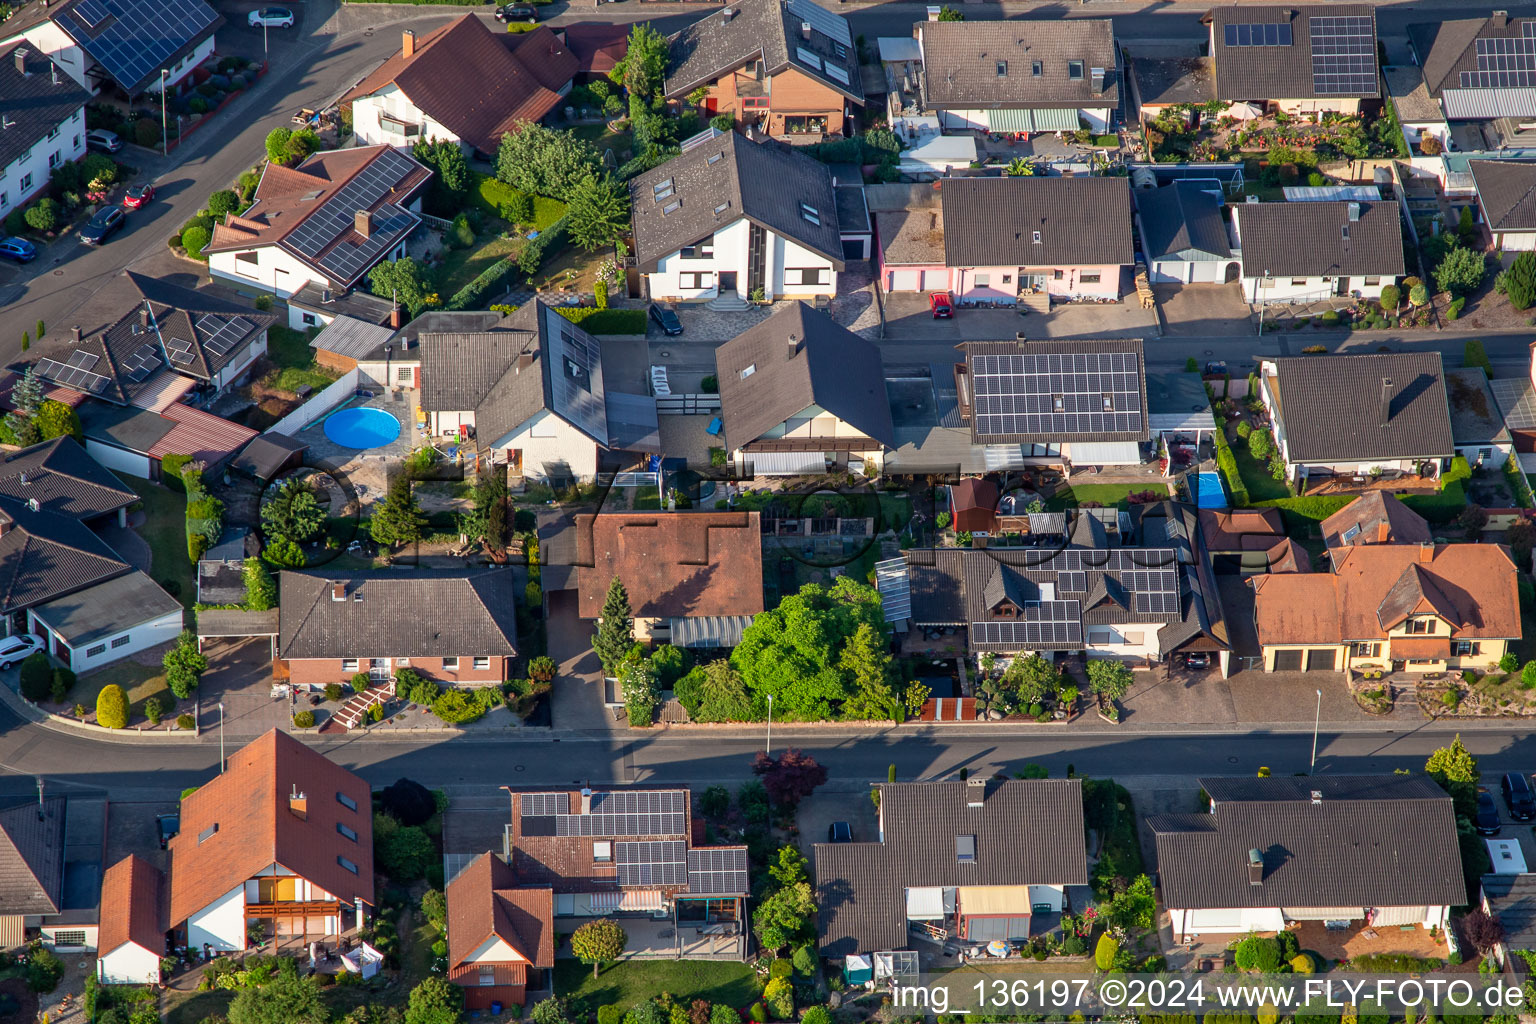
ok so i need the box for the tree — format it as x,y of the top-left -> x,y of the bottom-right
24,198 -> 59,232
494,124 -> 601,202
1094,933 -> 1118,971
937,4 -> 964,18
1005,157 -> 1035,176
768,846 -> 808,887
751,749 -> 828,807
11,366 -> 43,418
95,684 -> 128,729
244,559 -> 277,611
1462,906 -> 1505,954
1105,873 -> 1157,929
529,997 -> 573,1024
376,824 -> 434,880
1506,251 -> 1536,310
370,475 -> 426,549
592,576 -> 634,676
421,888 -> 448,933
33,400 -> 81,441
1508,517 -> 1536,572
207,189 -> 241,218
1434,244 -> 1487,297
163,630 -> 208,699
839,622 -> 901,720
1425,734 -> 1479,784
1379,283 -> 1401,311
18,652 -> 52,702
1458,503 -> 1488,539
181,224 -> 211,260
284,128 -> 320,166
566,172 -> 630,251
1248,429 -> 1273,459
464,470 -> 509,549
229,971 -> 328,1024
621,657 -> 658,727
1000,653 -> 1062,709
261,478 -> 325,543
262,535 -> 306,568
570,918 -> 627,977
1087,659 -> 1133,702
405,977 -> 463,1024
265,127 -> 295,165
381,777 -> 436,826
752,881 -> 816,952
368,258 -> 435,318
611,22 -> 668,103
693,658 -> 753,722
411,139 -> 471,211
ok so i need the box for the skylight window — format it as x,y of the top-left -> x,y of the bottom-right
1341,524 -> 1362,543
1068,60 -> 1084,80
800,202 -> 820,226
996,61 -> 1007,77
956,835 -> 976,863
740,363 -> 757,379
1031,60 -> 1042,76
662,200 -> 681,215
653,179 -> 674,201
714,201 -> 730,215
706,152 -> 723,164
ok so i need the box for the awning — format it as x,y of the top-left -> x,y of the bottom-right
1031,108 -> 1081,131
906,887 -> 946,920
669,615 -> 756,649
746,451 -> 827,476
1443,88 -> 1536,120
987,109 -> 1035,132
589,890 -> 664,912
1066,441 -> 1143,466
964,916 -> 1031,941
957,885 -> 1032,915
195,609 -> 280,638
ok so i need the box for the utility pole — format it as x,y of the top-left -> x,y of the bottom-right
160,69 -> 169,155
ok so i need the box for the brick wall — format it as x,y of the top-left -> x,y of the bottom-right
281,656 -> 509,686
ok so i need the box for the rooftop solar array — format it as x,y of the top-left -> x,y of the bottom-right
166,336 -> 196,366
1058,570 -> 1087,593
315,206 -> 417,284
35,356 -> 110,394
969,350 -> 1142,439
972,609 -> 1084,648
1126,568 -> 1180,613
1026,547 -> 1179,572
1310,15 -> 1377,96
1462,23 -> 1536,89
686,847 -> 750,896
197,314 -> 256,359
1223,22 -> 1292,46
786,0 -> 851,46
616,840 -> 687,886
69,0 -> 219,92
521,792 -> 565,816
283,149 -> 420,283
544,308 -> 608,443
65,350 -> 98,370
519,789 -> 688,837
120,342 -> 162,383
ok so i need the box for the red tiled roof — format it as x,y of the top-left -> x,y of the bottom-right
446,853 -> 554,971
573,511 -> 765,620
146,403 -> 259,462
564,23 -> 628,77
99,854 -> 163,957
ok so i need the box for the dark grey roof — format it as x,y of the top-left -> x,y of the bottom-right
0,499 -> 130,615
1235,201 -> 1404,279
78,402 -> 176,453
1270,352 -> 1454,463
940,177 -> 1133,268
815,779 -> 1087,956
1482,874 -> 1536,949
959,339 -> 1149,444
0,43 -> 90,175
278,568 -> 519,659
31,569 -> 181,646
715,302 -> 894,450
1151,775 -> 1465,911
1470,160 -> 1536,232
664,0 -> 862,104
1410,14 -> 1532,99
1446,367 -> 1512,446
1130,56 -> 1214,108
835,185 -> 871,235
1136,181 -> 1232,261
919,19 -> 1118,110
288,283 -> 396,326
0,437 -> 137,520
198,558 -> 247,605
0,795 -> 65,915
1208,4 -> 1379,102
309,316 -> 398,362
630,130 -> 845,273
228,433 -> 309,482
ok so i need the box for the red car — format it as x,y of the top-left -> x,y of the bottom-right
123,184 -> 155,209
929,291 -> 954,318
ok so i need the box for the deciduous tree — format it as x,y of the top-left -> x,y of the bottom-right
751,749 -> 828,807
571,918 -> 627,976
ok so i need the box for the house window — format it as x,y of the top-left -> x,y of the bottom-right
1408,619 -> 1434,635
1353,642 -> 1380,658
1068,60 -> 1084,79
740,364 -> 756,379
1088,629 -> 1112,644
86,643 -> 105,657
111,635 -> 130,648
337,822 -> 358,842
1340,524 -> 1362,543
1001,274 -> 1012,284
974,273 -> 991,288
1290,278 -> 1306,287
337,792 -> 358,811
236,251 -> 260,279
679,271 -> 713,289
338,856 -> 359,874
1452,640 -> 1480,656
48,152 -> 59,168
443,657 -> 459,671
396,365 -> 413,383
298,312 -> 317,327
680,243 -> 714,259
473,657 -> 490,670
785,268 -> 830,286
1079,272 -> 1101,283
653,178 -> 675,202
19,173 -> 31,191
0,193 -> 7,211
72,136 -> 79,150
800,202 -> 821,225
741,97 -> 769,109
996,61 -> 1007,76
956,835 -> 976,863
52,931 -> 87,948
1031,60 -> 1042,76
46,127 -> 58,141
1052,269 -> 1063,280
1364,276 -> 1381,286
1479,448 -> 1494,461
198,824 -> 219,844
594,841 -> 613,862
342,658 -> 359,671
479,966 -> 497,987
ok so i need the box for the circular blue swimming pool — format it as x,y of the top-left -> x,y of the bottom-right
324,407 -> 401,449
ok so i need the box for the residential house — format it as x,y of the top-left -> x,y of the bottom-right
1469,160 -> 1536,251
715,302 -> 894,476
307,316 -> 407,382
445,853 -> 553,1010
1234,200 -> 1405,303
1205,5 -> 1380,115
1320,491 -> 1433,557
937,177 -> 1134,303
1127,55 -> 1214,129
954,339 -> 1150,468
503,787 -> 750,960
1135,181 -> 1239,285
276,569 -> 519,687
631,129 -> 850,305
875,197 -> 947,295
893,504 -> 1232,673
1446,366 -> 1513,468
97,855 -> 164,985
76,401 -> 258,482
1481,874 -> 1536,968
1256,352 -> 1454,489
167,730 -> 373,952
206,146 -> 431,299
286,283 -> 397,332
0,794 -> 66,948
915,19 -> 1118,133
0,437 -> 184,671
0,0 -> 219,96
0,42 -> 90,220
1152,776 -> 1463,942
1408,12 -> 1536,135
342,21 -> 579,157
815,778 -> 1088,956
1198,508 -> 1311,574
565,23 -> 627,83
416,302 -> 659,484
947,477 -> 999,534
663,0 -> 863,140
554,511 -> 765,647
1381,65 -> 1449,157
1249,542 -> 1519,673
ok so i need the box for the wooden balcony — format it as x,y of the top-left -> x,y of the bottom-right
246,900 -> 342,919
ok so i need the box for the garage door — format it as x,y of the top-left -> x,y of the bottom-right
843,238 -> 867,261
1306,649 -> 1337,672
1273,649 -> 1303,671
891,270 -> 921,291
1189,261 -> 1222,283
1189,909 -> 1246,931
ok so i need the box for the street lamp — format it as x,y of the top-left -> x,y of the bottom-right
765,693 -> 773,755
218,701 -> 226,773
160,69 -> 169,156
1309,688 -> 1322,774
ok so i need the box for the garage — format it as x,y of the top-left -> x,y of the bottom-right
1273,649 -> 1303,671
890,269 -> 924,291
1306,649 -> 1337,672
842,238 -> 869,261
1188,261 -> 1223,283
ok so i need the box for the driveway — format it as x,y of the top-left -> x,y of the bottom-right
198,636 -> 293,738
881,292 -> 1155,342
547,589 -> 618,732
1155,283 -> 1254,336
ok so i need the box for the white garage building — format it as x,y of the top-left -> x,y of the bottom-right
1135,180 -> 1239,285
1152,775 -> 1465,943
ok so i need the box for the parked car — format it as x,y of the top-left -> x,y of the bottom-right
79,206 -> 125,245
0,237 -> 37,262
1504,773 -> 1535,820
495,2 -> 538,21
930,292 -> 953,318
1477,789 -> 1502,835
1182,652 -> 1211,671
648,303 -> 683,336
248,6 -> 295,26
85,129 -> 122,153
157,812 -> 180,849
827,821 -> 853,843
0,633 -> 43,669
123,184 -> 155,209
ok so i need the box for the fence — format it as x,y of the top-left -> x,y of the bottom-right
265,367 -> 361,436
656,394 -> 722,415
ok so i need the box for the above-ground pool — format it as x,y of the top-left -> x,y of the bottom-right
324,407 -> 401,449
1190,471 -> 1229,509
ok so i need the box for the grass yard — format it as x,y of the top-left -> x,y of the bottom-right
117,473 -> 196,606
532,195 -> 566,232
555,959 -> 761,1016
435,234 -> 524,298
82,658 -> 171,721
1227,431 -> 1291,503
262,325 -> 337,393
1045,482 -> 1168,511
569,123 -> 634,167
164,989 -> 233,1024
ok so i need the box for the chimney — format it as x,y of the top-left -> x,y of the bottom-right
390,300 -> 402,330
401,29 -> 416,57
355,209 -> 373,239
1379,377 -> 1393,426
722,6 -> 734,20
1247,848 -> 1263,885
71,325 -> 81,343
801,20 -> 811,39
331,582 -> 346,602
140,307 -> 150,329
1419,542 -> 1435,563
26,498 -> 38,513
14,49 -> 27,76
289,784 -> 308,820
786,332 -> 799,358
17,472 -> 26,486
1493,10 -> 1510,28
321,287 -> 333,304
517,351 -> 536,372
580,787 -> 593,815
966,776 -> 986,808
926,4 -> 941,19
1310,789 -> 1323,804
1348,201 -> 1361,222
1376,520 -> 1390,543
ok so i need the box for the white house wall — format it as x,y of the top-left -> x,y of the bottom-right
1493,230 -> 1536,252
645,218 -> 836,302
188,884 -> 247,952
1028,885 -> 1064,912
210,245 -> 325,299
1244,274 -> 1392,302
98,942 -> 161,986
43,605 -> 184,673
351,85 -> 460,151
4,21 -> 88,88
489,409 -> 601,482
1457,443 -> 1511,470
768,233 -> 838,301
0,105 -> 85,218
150,35 -> 214,92
213,331 -> 269,391
1083,624 -> 1161,660
83,439 -> 152,479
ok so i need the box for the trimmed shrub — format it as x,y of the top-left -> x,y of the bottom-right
95,684 -> 128,729
177,713 -> 195,730
18,652 -> 52,702
181,224 -> 211,260
293,710 -> 316,728
1234,934 -> 1282,972
134,117 -> 162,147
554,307 -> 647,334
1094,932 -> 1119,971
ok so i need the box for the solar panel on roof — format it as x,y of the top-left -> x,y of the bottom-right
521,792 -> 565,816
969,349 -> 1143,439
1310,15 -> 1377,95
65,350 -> 99,370
971,616 -> 1084,647
35,357 -> 111,394
196,314 -> 256,359
72,0 -> 218,91
615,840 -> 687,887
285,149 -> 419,270
785,0 -> 851,46
1462,31 -> 1536,88
686,847 -> 749,896
1223,21 -> 1292,47
72,0 -> 111,28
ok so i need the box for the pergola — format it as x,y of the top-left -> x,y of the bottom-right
195,610 -> 280,659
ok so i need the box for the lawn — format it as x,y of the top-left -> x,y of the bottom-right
262,325 -> 337,393
164,989 -> 233,1024
435,234 -> 524,298
1226,429 -> 1291,503
1045,483 -> 1168,511
116,473 -> 197,606
569,123 -> 634,168
555,959 -> 760,1016
81,658 -> 171,722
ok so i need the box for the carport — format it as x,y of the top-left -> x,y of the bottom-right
196,610 -> 279,659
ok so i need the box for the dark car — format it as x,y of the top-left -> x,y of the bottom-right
79,206 -> 125,245
156,812 -> 180,849
1504,773 -> 1536,820
827,821 -> 852,843
1477,789 -> 1502,835
648,303 -> 683,336
0,237 -> 37,262
1183,652 -> 1212,671
495,2 -> 538,21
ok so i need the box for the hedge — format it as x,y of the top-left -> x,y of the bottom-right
1348,953 -> 1442,972
554,308 -> 647,334
1211,425 -> 1249,508
445,212 -> 570,311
